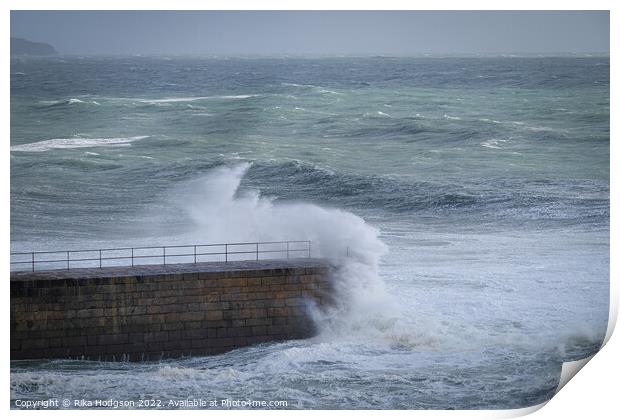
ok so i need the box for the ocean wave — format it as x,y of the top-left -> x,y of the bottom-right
40,98 -> 82,105
10,136 -> 149,152
320,118 -> 431,140
218,94 -> 257,99
37,98 -> 100,107
139,96 -> 211,103
281,82 -> 314,88
281,82 -> 342,95
136,95 -> 258,104
363,111 -> 392,118
480,139 -> 509,149
246,160 -> 609,223
248,161 -> 481,212
478,118 -> 571,134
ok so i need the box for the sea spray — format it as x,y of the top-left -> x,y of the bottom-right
178,162 -> 399,336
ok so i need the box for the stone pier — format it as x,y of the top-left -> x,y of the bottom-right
10,259 -> 333,361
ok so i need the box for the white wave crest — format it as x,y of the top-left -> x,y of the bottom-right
11,136 -> 149,152
140,97 -> 212,103
138,94 -> 257,104
40,98 -> 83,105
37,98 -> 103,106
218,95 -> 257,99
480,139 -> 508,149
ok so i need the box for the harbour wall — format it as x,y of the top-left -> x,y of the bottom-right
10,259 -> 333,361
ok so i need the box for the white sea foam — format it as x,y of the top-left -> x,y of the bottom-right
138,94 -> 257,104
282,82 -> 342,95
11,136 -> 149,152
480,139 -> 508,149
363,111 -> 391,118
140,97 -> 212,103
443,114 -> 461,120
317,88 -> 342,95
39,98 -> 83,106
37,98 -> 102,106
479,118 -> 504,124
218,94 -> 257,99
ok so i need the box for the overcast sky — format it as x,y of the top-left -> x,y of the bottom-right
10,10 -> 610,55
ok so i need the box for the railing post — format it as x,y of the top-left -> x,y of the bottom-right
225,244 -> 228,263
131,248 -> 134,267
194,245 -> 197,264
67,251 -> 70,270
287,241 -> 290,259
308,240 -> 312,258
256,243 -> 259,261
163,246 -> 166,265
32,252 -> 35,272
99,250 -> 102,268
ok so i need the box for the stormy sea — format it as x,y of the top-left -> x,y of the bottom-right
10,55 -> 609,409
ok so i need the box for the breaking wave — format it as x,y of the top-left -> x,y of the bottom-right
245,160 -> 609,224
10,136 -> 149,152
170,163 -> 396,338
135,95 -> 259,104
37,98 -> 101,107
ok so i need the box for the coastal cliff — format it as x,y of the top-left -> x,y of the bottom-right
11,37 -> 57,56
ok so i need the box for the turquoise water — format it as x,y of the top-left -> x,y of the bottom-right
10,56 -> 609,409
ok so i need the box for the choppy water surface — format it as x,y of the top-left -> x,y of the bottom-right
10,56 -> 609,409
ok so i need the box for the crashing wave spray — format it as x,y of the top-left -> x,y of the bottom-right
178,162 -> 398,337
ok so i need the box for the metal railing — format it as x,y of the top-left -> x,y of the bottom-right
10,240 -> 312,272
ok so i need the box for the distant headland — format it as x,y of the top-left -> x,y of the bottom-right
11,37 -> 58,56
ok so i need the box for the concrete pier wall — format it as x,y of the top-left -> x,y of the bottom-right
10,259 -> 333,361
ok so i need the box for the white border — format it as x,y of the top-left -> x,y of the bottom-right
3,2 -> 616,419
